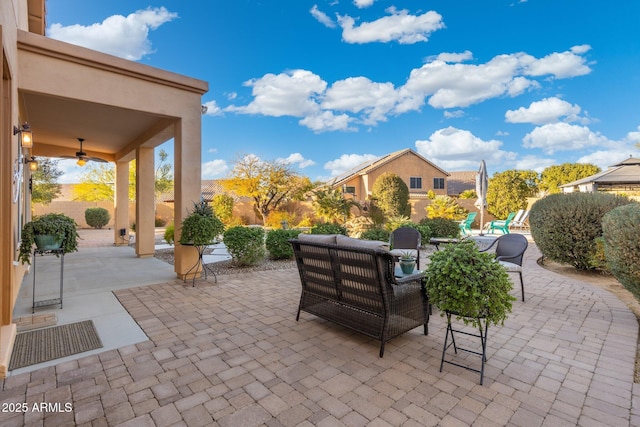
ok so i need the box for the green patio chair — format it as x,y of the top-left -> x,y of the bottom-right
486,211 -> 516,234
458,212 -> 477,235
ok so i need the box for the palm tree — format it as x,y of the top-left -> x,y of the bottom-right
312,187 -> 361,224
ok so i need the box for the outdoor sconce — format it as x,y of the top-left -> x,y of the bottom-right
23,156 -> 38,171
13,123 -> 33,148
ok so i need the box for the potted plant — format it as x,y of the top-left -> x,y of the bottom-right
424,240 -> 515,328
399,250 -> 417,274
19,213 -> 79,265
179,200 -> 224,246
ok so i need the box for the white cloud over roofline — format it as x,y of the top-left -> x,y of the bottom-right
47,7 -> 177,61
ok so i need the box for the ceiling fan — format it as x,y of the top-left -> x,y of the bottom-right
60,138 -> 108,166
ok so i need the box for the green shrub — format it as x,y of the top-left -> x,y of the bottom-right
530,192 -> 631,270
602,203 -> 640,299
223,226 -> 266,266
265,229 -> 300,260
345,215 -> 374,238
405,223 -> 432,245
419,217 -> 459,238
384,215 -> 412,231
211,193 -> 234,225
310,222 -> 347,235
164,223 -> 174,245
85,207 -> 110,229
155,216 -> 167,227
360,227 -> 390,242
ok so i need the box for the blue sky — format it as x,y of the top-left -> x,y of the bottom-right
46,0 -> 640,183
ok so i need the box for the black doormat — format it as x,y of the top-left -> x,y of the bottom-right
9,320 -> 103,370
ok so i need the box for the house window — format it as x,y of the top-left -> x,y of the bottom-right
433,178 -> 445,190
409,177 -> 422,189
343,186 -> 356,194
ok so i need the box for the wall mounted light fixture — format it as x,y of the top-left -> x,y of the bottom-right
13,123 -> 33,148
23,156 -> 38,172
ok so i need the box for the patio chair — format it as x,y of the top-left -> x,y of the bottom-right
389,227 -> 421,269
484,211 -> 516,234
458,212 -> 477,236
509,210 -> 530,231
480,233 -> 528,301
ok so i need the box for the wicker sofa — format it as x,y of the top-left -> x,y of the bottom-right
290,234 -> 429,357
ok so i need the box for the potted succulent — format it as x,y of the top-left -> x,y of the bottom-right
19,213 -> 79,265
399,250 -> 417,274
179,200 -> 224,246
424,240 -> 515,328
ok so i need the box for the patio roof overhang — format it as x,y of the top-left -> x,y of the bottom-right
16,30 -> 208,162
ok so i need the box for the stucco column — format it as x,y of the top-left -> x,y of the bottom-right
113,160 -> 130,246
174,117 -> 202,279
135,147 -> 155,258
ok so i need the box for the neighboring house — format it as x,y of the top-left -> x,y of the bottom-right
560,157 -> 640,195
329,148 -> 450,221
447,171 -> 476,196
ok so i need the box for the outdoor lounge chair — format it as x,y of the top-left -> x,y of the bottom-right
509,210 -> 530,231
480,233 -> 528,301
389,227 -> 421,269
458,212 -> 477,235
485,211 -> 516,234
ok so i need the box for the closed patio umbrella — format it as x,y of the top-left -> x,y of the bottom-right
474,160 -> 488,236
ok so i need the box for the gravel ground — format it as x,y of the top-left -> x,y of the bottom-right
154,247 -> 297,274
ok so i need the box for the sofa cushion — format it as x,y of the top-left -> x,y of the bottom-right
297,233 -> 338,245
336,235 -> 390,251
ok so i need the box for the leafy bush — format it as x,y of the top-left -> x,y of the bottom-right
602,203 -> 640,299
425,240 -> 514,328
384,215 -> 412,231
371,172 -> 411,217
310,222 -> 347,235
530,192 -> 631,270
346,215 -> 374,238
180,200 -> 225,245
19,213 -> 79,264
211,193 -> 235,224
223,226 -> 266,266
425,195 -> 466,220
155,216 -> 167,227
405,223 -> 432,245
419,217 -> 459,238
360,227 -> 390,242
164,223 -> 174,245
265,229 -> 300,260
264,210 -> 299,229
85,207 -> 110,229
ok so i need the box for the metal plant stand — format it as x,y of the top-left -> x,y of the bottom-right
182,244 -> 217,286
440,311 -> 488,385
31,248 -> 64,313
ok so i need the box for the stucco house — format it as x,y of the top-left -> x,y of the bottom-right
1,0 -> 208,377
329,148 -> 450,221
560,157 -> 640,195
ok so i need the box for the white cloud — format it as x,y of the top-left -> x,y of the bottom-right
55,159 -> 88,183
202,100 -> 222,116
322,77 -> 399,124
443,110 -> 464,119
338,8 -> 445,44
415,126 -> 516,171
277,153 -> 316,168
227,70 -> 326,117
522,122 -> 611,154
354,0 -> 375,8
201,159 -> 229,179
299,111 -> 355,132
47,7 -> 177,60
523,45 -> 592,78
514,155 -> 557,173
310,5 -> 336,28
224,47 -> 593,132
505,97 -> 582,124
324,153 -> 378,177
